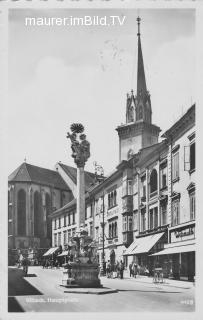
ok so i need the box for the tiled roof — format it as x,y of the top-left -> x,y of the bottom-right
8,162 -> 70,191
58,163 -> 96,191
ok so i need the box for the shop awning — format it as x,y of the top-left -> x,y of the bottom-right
43,247 -> 59,257
150,244 -> 195,256
57,251 -> 69,257
124,232 -> 164,256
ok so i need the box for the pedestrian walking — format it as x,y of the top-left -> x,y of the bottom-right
129,263 -> 133,277
106,260 -> 111,278
120,260 -> 124,279
133,263 -> 138,278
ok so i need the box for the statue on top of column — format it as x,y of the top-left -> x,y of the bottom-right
66,123 -> 90,167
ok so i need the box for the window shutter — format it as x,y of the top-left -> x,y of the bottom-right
184,146 -> 190,171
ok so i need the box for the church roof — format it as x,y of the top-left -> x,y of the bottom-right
57,162 -> 96,191
8,162 -> 70,190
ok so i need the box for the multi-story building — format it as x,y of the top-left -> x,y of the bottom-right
124,104 -> 195,280
151,104 -> 196,280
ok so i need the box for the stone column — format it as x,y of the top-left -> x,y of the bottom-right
76,166 -> 85,229
67,123 -> 90,233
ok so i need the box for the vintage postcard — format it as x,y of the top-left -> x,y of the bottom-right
0,0 -> 202,319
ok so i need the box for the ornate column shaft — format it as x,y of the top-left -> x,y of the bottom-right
76,166 -> 85,230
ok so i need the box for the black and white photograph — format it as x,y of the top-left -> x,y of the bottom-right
1,0 -> 202,317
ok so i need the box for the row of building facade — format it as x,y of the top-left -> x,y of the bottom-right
50,104 -> 195,280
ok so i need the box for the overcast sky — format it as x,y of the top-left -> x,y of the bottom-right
8,8 -> 195,176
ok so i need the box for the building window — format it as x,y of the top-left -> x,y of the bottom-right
90,203 -> 93,217
68,214 -> 71,226
172,200 -> 180,226
133,211 -> 138,230
141,210 -> 146,232
127,180 -> 133,195
128,216 -> 133,231
54,234 -> 57,247
140,178 -> 146,199
138,105 -> 143,120
54,219 -> 57,230
123,216 -> 127,232
150,169 -> 158,194
109,219 -> 118,238
64,215 -> 67,227
34,191 -> 42,237
17,189 -> 27,236
58,232 -> 61,246
108,190 -> 117,209
160,203 -> 167,226
114,222 -> 117,237
190,142 -> 195,171
72,212 -> 75,224
184,140 -> 195,172
113,190 -> 117,206
172,152 -> 179,180
154,207 -> 158,228
160,166 -> 167,189
85,206 -> 87,219
63,231 -> 67,245
190,192 -> 195,220
109,224 -> 112,238
149,209 -> 154,230
58,217 -> 61,229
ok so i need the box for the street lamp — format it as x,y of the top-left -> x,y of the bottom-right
93,162 -> 105,276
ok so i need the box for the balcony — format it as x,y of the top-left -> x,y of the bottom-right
122,231 -> 133,246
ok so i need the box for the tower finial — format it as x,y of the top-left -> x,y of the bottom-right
137,16 -> 141,36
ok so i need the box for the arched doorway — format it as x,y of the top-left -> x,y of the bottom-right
17,189 -> 26,236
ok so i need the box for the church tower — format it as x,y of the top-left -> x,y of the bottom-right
116,17 -> 161,162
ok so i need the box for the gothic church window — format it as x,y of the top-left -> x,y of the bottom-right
138,105 -> 143,120
17,189 -> 26,236
45,193 -> 51,239
34,191 -> 43,237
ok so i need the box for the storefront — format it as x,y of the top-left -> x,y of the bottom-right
151,222 -> 195,281
124,231 -> 166,275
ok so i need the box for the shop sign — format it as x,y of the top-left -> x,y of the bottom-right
107,207 -> 119,219
171,225 -> 195,243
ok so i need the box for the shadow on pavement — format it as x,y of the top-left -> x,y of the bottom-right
24,274 -> 37,277
8,297 -> 24,312
8,267 -> 43,296
118,289 -> 181,294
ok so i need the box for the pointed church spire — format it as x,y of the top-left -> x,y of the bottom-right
137,17 -> 147,95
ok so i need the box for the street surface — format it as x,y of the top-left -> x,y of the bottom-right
8,266 -> 195,312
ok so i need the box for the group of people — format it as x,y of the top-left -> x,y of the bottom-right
129,262 -> 150,277
42,258 -> 61,269
106,260 -> 125,279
